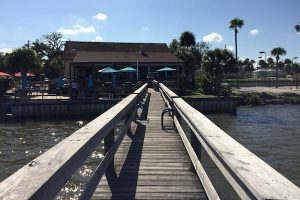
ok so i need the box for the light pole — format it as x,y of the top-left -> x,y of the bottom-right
292,57 -> 299,89
259,51 -> 267,85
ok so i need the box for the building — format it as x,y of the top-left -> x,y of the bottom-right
62,41 -> 183,88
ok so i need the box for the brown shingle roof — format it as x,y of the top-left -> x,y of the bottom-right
73,51 -> 183,63
63,41 -> 173,61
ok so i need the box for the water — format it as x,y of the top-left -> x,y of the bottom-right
204,105 -> 300,199
1,105 -> 299,199
0,118 -> 124,199
0,119 -> 87,181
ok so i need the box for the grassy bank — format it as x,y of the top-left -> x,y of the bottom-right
232,91 -> 300,106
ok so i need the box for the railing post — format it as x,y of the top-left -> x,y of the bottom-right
104,129 -> 115,172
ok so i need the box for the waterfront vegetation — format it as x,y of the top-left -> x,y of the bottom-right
233,91 -> 300,106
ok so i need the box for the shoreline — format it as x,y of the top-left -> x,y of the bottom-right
233,87 -> 300,106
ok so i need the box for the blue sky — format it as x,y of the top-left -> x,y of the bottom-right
0,0 -> 299,62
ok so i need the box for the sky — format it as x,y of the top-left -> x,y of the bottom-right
0,0 -> 299,62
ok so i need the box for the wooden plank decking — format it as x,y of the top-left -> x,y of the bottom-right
92,88 -> 207,199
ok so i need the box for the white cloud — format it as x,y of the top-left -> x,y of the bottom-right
202,32 -> 223,42
249,29 -> 260,36
0,48 -> 12,54
92,36 -> 104,42
57,24 -> 96,35
141,26 -> 149,32
226,45 -> 234,51
93,12 -> 108,21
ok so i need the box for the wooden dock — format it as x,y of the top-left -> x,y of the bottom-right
92,88 -> 207,199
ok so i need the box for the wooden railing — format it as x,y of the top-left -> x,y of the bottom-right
0,84 -> 148,200
158,82 -> 300,200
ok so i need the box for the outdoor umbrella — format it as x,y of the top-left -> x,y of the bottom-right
98,67 -> 118,88
0,72 -> 10,76
14,72 -> 35,77
157,67 -> 176,81
118,66 -> 136,81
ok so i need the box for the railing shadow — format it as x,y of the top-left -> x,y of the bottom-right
105,121 -> 146,199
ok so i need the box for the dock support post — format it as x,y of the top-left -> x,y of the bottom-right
104,129 -> 115,172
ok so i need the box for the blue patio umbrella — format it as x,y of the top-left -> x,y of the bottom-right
118,66 -> 136,81
98,67 -> 118,88
157,67 -> 176,81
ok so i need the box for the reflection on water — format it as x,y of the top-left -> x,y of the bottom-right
0,118 -> 124,199
204,105 -> 300,199
0,120 -> 86,181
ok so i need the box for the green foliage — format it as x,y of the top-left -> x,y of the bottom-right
202,48 -> 235,94
195,73 -> 215,95
242,58 -> 255,72
42,56 -> 64,78
0,77 -> 14,96
218,85 -> 232,97
271,47 -> 287,61
6,48 -> 39,73
169,36 -> 209,77
237,92 -> 261,105
179,31 -> 196,47
295,24 -> 300,33
229,18 -> 244,30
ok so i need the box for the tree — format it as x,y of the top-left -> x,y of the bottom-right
295,24 -> 300,33
7,48 -> 39,88
242,58 -> 255,72
271,47 -> 287,88
42,56 -> 64,79
229,18 -> 244,88
43,32 -> 64,60
258,60 -> 268,69
267,57 -> 274,68
7,48 -> 38,74
169,35 -> 209,89
0,53 -> 7,72
179,31 -> 196,48
203,48 -> 235,94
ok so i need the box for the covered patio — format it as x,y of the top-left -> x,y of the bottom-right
63,41 -> 184,93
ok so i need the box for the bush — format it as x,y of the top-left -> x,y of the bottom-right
0,77 -> 14,96
238,92 -> 261,105
195,73 -> 215,95
218,85 -> 232,97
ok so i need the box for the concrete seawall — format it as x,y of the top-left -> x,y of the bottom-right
8,99 -> 118,118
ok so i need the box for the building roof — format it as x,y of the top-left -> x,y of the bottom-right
73,51 -> 182,63
63,41 -> 183,63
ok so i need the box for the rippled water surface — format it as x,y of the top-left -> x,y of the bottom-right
205,105 -> 300,199
1,105 -> 299,199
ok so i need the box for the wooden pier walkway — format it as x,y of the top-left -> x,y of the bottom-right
92,88 -> 207,199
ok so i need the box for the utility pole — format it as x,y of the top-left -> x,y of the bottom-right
27,40 -> 30,49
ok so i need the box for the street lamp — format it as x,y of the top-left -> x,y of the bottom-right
259,51 -> 267,85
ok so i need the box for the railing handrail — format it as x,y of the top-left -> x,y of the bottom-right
0,83 -> 148,200
158,82 -> 300,200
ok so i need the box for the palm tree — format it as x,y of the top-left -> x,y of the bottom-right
229,18 -> 244,88
179,31 -> 196,48
295,24 -> 300,33
271,47 -> 287,88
